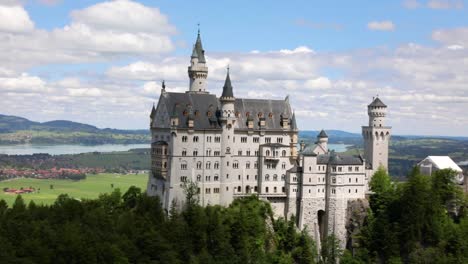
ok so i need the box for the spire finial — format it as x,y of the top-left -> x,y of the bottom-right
227,64 -> 230,74
197,23 -> 200,35
162,80 -> 166,89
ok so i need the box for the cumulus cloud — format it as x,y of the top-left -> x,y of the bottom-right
0,5 -> 34,33
367,21 -> 395,31
427,0 -> 463,9
0,0 -> 176,71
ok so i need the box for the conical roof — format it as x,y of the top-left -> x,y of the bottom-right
221,70 -> 234,98
290,112 -> 298,130
317,129 -> 328,138
194,32 -> 206,63
369,97 -> 386,107
150,104 -> 156,118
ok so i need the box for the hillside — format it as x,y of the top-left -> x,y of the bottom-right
0,114 -> 150,145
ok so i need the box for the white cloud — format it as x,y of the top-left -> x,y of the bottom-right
427,0 -> 463,9
0,73 -> 47,93
403,0 -> 422,9
279,46 -> 315,54
367,21 -> 395,31
0,0 -> 176,71
304,77 -> 332,89
0,5 -> 34,33
432,27 -> 468,46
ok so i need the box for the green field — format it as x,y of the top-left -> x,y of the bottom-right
0,173 -> 148,206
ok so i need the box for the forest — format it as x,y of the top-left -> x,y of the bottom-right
0,168 -> 466,263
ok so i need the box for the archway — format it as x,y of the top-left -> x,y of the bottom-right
317,210 -> 326,243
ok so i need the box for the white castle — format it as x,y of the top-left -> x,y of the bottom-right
146,32 -> 391,247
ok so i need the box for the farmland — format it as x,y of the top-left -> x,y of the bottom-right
0,173 -> 148,206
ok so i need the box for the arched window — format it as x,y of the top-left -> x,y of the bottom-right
273,174 -> 278,181
265,174 -> 270,181
206,162 -> 211,169
282,150 -> 287,157
196,161 -> 202,169
197,175 -> 201,182
266,150 -> 270,156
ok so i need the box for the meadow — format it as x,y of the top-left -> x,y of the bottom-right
0,173 -> 148,206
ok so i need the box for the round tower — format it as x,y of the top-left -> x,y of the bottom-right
362,97 -> 391,173
187,31 -> 208,93
316,129 -> 329,152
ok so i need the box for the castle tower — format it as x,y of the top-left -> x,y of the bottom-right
316,130 -> 329,153
187,30 -> 208,93
219,68 -> 236,205
362,97 -> 391,172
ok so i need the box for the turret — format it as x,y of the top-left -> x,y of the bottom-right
187,30 -> 208,93
368,97 -> 387,127
220,67 -> 235,122
316,129 -> 328,152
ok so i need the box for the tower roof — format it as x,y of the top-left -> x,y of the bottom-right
291,112 -> 298,130
150,104 -> 156,118
369,97 -> 387,107
194,32 -> 206,63
221,69 -> 234,99
317,129 -> 328,138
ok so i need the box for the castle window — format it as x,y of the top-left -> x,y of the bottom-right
273,174 -> 278,181
265,137 -> 271,143
309,178 -> 311,182
348,166 -> 352,172
332,188 -> 336,194
206,188 -> 211,194
180,162 -> 187,170
246,112 -> 250,117
269,113 -> 273,118
282,150 -> 286,156
246,162 -> 251,169
253,137 -> 259,143
282,163 -> 286,169
207,136 -> 211,142
215,136 -> 221,142
332,166 -> 337,172
355,167 -> 359,172
233,161 -> 239,169
338,167 -> 342,172
266,150 -> 270,156
355,189 -> 358,193
241,137 -> 247,143
238,186 -> 241,192
255,151 -> 259,156
254,162 -> 258,169
309,166 -> 312,171
246,150 -> 251,156
265,187 -> 269,193
274,187 -> 277,193
180,176 -> 187,182
349,178 -> 351,183
349,189 -> 351,193
197,175 -> 201,182
293,177 -> 297,182
238,150 -> 242,156
214,188 -> 220,193
214,162 -> 219,169
182,150 -> 187,156
193,136 -> 199,142
182,136 -> 188,142
238,175 -> 241,180
214,151 -> 220,156
258,112 -> 263,118
247,175 -> 249,180
356,178 -> 358,183
206,162 -> 211,169
282,187 -> 286,193
195,110 -> 200,117
235,111 -> 240,117
332,177 -> 336,184
206,176 -> 211,181
197,188 -> 201,194
255,186 -> 258,192
193,150 -> 198,156
196,161 -> 202,169
281,174 -> 285,181
206,149 -> 211,156
183,110 -> 188,116
265,174 -> 270,181
255,175 -> 258,180
226,147 -> 231,154
277,138 -> 283,144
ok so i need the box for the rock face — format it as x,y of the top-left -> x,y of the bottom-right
345,199 -> 370,250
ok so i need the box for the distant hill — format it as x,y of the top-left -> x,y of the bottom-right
0,114 -> 149,145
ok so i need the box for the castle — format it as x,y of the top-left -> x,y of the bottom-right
146,32 -> 391,247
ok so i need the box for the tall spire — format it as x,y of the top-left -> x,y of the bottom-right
187,29 -> 208,93
194,28 -> 206,63
221,66 -> 234,99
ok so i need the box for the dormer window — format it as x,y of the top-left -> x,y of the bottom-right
235,111 -> 240,117
195,110 -> 200,117
258,112 -> 263,118
246,112 -> 250,117
183,110 -> 188,116
268,113 -> 273,118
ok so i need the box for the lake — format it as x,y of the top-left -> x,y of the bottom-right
0,144 -> 150,155
0,143 -> 351,155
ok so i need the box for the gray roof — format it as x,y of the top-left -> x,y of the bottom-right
155,92 -> 295,131
291,112 -> 298,130
369,97 -> 386,107
221,71 -> 234,98
318,129 -> 328,138
317,153 -> 363,165
194,33 -> 206,63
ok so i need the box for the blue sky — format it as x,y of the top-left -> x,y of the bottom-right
1,0 -> 467,136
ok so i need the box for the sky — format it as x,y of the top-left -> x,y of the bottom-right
0,0 -> 467,136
